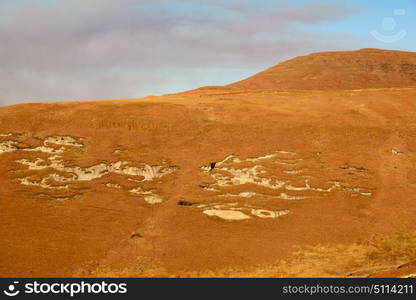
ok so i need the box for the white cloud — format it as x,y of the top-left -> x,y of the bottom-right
0,0 -> 362,105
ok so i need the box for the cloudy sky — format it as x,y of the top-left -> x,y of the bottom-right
0,0 -> 415,106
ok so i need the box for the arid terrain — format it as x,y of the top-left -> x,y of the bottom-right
1,49 -> 416,277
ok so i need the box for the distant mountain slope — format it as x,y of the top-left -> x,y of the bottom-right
228,49 -> 416,90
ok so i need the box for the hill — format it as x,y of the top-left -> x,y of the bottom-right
228,48 -> 416,90
1,49 -> 416,278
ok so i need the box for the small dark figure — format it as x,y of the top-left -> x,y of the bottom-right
178,201 -> 194,206
209,162 -> 216,171
130,233 -> 143,239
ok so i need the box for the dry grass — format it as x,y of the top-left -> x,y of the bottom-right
366,228 -> 416,264
259,227 -> 416,278
82,227 -> 416,278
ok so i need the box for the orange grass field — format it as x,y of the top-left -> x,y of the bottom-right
1,49 -> 416,277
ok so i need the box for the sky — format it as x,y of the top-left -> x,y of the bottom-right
0,0 -> 415,106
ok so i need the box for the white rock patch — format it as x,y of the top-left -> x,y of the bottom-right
24,146 -> 64,154
246,153 -> 277,162
129,187 -> 164,204
285,179 -> 340,193
220,192 -> 260,198
201,152 -> 373,201
251,209 -> 290,218
143,194 -> 164,205
277,193 -> 306,200
391,149 -> 404,155
17,177 -> 69,190
203,209 -> 251,221
0,141 -> 18,154
105,183 -> 122,189
44,136 -> 83,147
0,135 -> 83,156
6,134 -> 175,203
211,165 -> 286,190
283,170 -> 303,174
16,156 -> 176,182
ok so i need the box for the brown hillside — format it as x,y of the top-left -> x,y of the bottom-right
229,49 -> 416,90
1,49 -> 416,278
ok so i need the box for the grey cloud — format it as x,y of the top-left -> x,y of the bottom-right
0,0 -> 363,106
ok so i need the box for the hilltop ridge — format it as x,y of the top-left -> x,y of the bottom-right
226,48 -> 416,91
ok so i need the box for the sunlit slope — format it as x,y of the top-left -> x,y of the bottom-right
1,86 -> 416,277
229,49 -> 416,91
